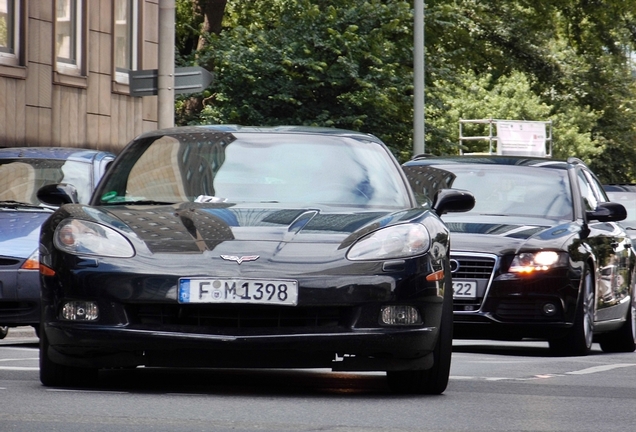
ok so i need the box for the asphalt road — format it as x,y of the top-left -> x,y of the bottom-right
2,328 -> 636,432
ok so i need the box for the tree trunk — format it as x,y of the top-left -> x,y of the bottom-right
196,0 -> 227,50
176,0 -> 227,125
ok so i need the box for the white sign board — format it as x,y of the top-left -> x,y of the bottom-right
496,121 -> 547,157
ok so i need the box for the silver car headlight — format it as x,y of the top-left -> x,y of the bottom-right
54,219 -> 135,258
347,223 -> 431,260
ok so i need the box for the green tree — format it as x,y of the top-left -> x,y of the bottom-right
423,0 -> 636,180
179,0 -> 415,157
175,0 -> 636,180
429,70 -> 600,161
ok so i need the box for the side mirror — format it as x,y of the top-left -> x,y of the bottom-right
37,183 -> 80,206
586,202 -> 627,222
432,189 -> 475,216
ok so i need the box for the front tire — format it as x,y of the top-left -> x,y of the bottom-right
0,326 -> 8,339
549,268 -> 594,356
40,325 -> 98,387
386,277 -> 453,394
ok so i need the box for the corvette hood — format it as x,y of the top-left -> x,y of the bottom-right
74,203 -> 429,254
0,210 -> 53,259
441,214 -> 579,256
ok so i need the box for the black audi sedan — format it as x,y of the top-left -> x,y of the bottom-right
36,126 -> 474,393
402,155 -> 636,356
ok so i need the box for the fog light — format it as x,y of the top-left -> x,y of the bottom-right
542,303 -> 557,317
61,301 -> 99,321
380,305 -> 422,326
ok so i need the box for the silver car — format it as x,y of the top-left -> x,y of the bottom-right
0,147 -> 114,337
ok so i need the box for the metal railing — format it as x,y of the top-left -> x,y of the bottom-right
459,118 -> 553,157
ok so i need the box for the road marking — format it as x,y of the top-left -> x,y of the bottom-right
0,357 -> 39,362
452,363 -> 636,381
0,366 -> 39,371
452,375 -> 560,381
0,347 -> 38,352
47,389 -> 128,394
566,363 -> 636,375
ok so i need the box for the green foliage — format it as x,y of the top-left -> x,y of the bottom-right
176,0 -> 636,180
175,0 -> 203,63
183,0 -> 414,156
427,69 -> 602,162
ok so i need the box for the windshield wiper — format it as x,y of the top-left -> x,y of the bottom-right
0,200 -> 54,210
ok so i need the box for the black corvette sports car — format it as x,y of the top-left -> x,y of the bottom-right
37,126 -> 474,393
402,155 -> 636,356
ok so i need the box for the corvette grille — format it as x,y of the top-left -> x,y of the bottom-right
129,304 -> 351,329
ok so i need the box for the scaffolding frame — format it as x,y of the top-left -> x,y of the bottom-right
459,118 -> 553,157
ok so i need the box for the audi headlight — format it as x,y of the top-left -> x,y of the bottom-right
54,219 -> 135,258
509,251 -> 568,274
347,223 -> 431,260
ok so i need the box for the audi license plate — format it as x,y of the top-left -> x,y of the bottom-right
178,278 -> 298,305
452,281 -> 477,299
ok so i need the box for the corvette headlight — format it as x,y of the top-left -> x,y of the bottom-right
54,219 -> 135,258
509,251 -> 567,274
347,223 -> 431,260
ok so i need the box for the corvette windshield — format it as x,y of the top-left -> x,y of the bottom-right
99,132 -> 410,208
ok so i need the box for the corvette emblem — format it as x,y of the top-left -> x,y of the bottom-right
220,255 -> 260,265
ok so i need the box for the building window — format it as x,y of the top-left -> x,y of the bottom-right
114,0 -> 138,84
0,0 -> 21,65
55,0 -> 84,75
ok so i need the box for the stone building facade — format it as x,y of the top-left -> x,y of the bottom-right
0,0 -> 159,154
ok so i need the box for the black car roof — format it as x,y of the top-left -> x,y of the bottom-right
403,154 -> 579,170
132,125 -> 385,144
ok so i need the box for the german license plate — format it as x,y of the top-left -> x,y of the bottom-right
452,281 -> 477,299
178,278 -> 298,305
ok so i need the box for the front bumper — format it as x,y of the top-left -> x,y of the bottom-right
0,269 -> 40,326
43,321 -> 438,371
453,267 -> 581,340
453,315 -> 574,340
41,255 -> 447,372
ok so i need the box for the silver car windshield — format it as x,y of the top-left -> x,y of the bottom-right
0,159 -> 92,205
100,132 -> 411,208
